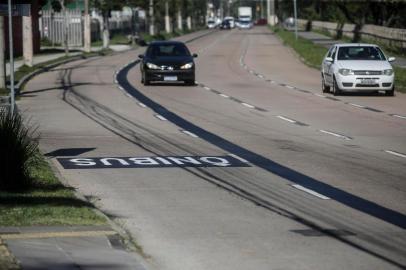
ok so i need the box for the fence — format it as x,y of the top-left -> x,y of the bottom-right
297,19 -> 406,51
40,9 -> 134,47
41,9 -> 83,46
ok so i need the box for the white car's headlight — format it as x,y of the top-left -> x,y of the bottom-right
383,69 -> 394,76
338,68 -> 354,76
146,63 -> 160,69
180,62 -> 193,70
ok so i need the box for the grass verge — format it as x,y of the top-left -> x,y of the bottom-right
0,157 -> 106,226
271,26 -> 328,69
274,26 -> 406,93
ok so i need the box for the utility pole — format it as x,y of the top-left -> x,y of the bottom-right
84,0 -> 91,53
149,0 -> 154,35
0,16 -> 5,90
8,0 -> 15,114
293,0 -> 298,40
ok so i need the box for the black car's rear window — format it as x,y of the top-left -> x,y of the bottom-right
147,44 -> 190,57
337,46 -> 386,61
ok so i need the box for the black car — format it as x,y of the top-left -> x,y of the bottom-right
138,41 -> 197,85
219,20 -> 231,30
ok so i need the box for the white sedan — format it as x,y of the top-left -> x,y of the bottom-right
321,43 -> 395,96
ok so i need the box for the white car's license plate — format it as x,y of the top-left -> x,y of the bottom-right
164,76 -> 177,81
360,79 -> 376,85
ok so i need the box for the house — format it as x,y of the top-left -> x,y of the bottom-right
1,0 -> 40,57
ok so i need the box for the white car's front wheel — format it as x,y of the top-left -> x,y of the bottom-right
321,73 -> 330,93
332,77 -> 342,96
385,86 -> 395,96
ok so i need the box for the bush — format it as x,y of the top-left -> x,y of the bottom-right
0,108 -> 40,191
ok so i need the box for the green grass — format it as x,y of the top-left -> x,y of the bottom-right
272,26 -> 328,69
0,158 -> 106,226
92,33 -> 132,47
272,25 -> 406,93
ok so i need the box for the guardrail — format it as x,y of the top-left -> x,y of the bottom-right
297,19 -> 406,51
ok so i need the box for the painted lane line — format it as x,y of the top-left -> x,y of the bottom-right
241,103 -> 255,109
286,85 -> 295,89
125,93 -> 133,98
258,74 -> 265,79
364,107 -> 383,113
138,102 -> 147,108
392,114 -> 406,120
292,184 -> 330,200
277,115 -> 297,124
154,114 -> 167,121
219,94 -> 230,98
204,86 -> 211,91
319,129 -> 352,140
228,153 -> 249,163
385,150 -> 406,159
181,130 -> 199,138
314,93 -> 326,98
349,103 -> 365,108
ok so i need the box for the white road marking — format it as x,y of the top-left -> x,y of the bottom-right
392,114 -> 406,120
228,154 -> 249,163
219,94 -> 229,98
114,79 -> 118,84
154,114 -> 167,121
138,102 -> 147,108
181,130 -> 199,138
319,129 -> 352,140
349,103 -> 365,108
286,85 -> 295,89
249,70 -> 254,74
277,115 -> 297,123
258,74 -> 264,78
385,150 -> 406,158
314,93 -> 326,98
204,86 -> 211,91
118,86 -> 124,91
292,184 -> 330,200
125,93 -> 132,98
241,103 -> 255,109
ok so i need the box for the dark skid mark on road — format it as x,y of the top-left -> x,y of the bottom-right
118,61 -> 406,231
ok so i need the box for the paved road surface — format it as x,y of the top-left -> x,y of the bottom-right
18,27 -> 406,270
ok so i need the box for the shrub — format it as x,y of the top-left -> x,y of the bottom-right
0,108 -> 40,191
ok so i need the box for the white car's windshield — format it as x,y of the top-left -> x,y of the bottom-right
337,46 -> 386,61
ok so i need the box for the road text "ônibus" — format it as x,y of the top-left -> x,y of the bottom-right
57,156 -> 250,169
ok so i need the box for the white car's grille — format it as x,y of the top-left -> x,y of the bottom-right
353,70 -> 383,75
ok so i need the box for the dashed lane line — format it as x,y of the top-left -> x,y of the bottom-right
277,115 -> 296,123
137,102 -> 147,108
154,114 -> 167,121
181,130 -> 199,138
385,150 -> 406,159
319,129 -> 352,141
241,102 -> 255,109
292,184 -> 330,200
391,114 -> 406,120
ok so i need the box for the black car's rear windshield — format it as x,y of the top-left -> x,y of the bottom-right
337,46 -> 386,61
147,43 -> 191,57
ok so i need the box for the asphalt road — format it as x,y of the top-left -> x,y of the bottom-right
19,27 -> 406,270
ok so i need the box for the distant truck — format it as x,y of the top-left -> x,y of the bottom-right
237,6 -> 253,29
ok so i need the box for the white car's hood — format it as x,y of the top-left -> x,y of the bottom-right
337,60 -> 392,71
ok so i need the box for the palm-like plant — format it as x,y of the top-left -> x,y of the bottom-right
0,108 -> 40,191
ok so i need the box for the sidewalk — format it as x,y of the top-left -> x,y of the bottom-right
297,31 -> 406,68
1,226 -> 146,270
6,44 -> 133,76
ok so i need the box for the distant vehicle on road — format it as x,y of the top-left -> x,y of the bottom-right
224,16 -> 235,28
321,43 -> 396,96
219,19 -> 231,30
207,19 -> 217,29
138,41 -> 197,86
238,6 -> 253,29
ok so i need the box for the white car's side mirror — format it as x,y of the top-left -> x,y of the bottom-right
388,57 -> 396,62
325,57 -> 334,62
